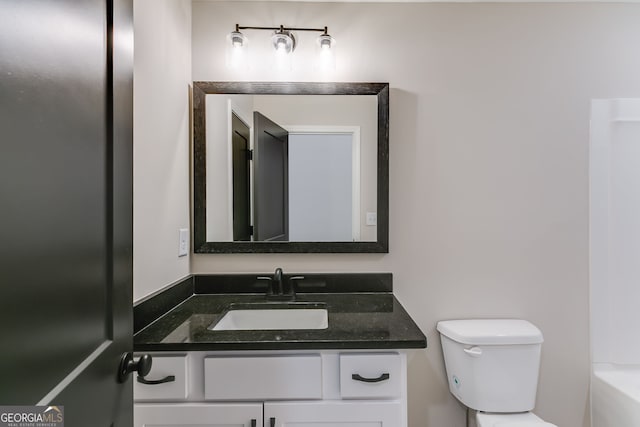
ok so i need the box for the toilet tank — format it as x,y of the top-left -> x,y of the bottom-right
437,319 -> 544,413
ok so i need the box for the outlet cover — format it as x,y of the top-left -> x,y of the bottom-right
178,228 -> 189,257
366,212 -> 377,226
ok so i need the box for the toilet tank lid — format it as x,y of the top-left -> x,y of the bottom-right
437,319 -> 544,345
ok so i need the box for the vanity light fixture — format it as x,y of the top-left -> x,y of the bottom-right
229,24 -> 335,54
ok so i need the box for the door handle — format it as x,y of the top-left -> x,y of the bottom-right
270,417 -> 276,427
352,373 -> 390,383
250,419 -> 256,427
118,353 -> 152,383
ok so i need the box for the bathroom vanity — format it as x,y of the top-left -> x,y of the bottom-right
134,351 -> 407,426
133,273 -> 426,427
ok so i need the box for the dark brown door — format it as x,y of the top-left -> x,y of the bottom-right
253,112 -> 289,242
0,0 -> 133,426
232,113 -> 252,241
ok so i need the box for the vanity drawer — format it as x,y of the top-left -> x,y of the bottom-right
133,354 -> 188,401
339,353 -> 402,399
204,354 -> 322,400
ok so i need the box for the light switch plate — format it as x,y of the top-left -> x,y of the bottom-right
178,228 -> 189,257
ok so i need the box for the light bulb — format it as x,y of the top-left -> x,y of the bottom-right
271,30 -> 295,54
229,31 -> 245,48
318,34 -> 334,50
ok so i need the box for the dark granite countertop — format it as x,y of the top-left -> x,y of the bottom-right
134,274 -> 427,352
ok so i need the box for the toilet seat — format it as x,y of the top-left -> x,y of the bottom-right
476,412 -> 557,427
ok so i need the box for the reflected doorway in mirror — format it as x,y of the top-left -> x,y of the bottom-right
286,126 -> 360,242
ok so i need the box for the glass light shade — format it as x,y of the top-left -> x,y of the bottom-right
317,34 -> 335,50
271,30 -> 295,54
229,30 -> 246,48
316,34 -> 336,72
226,31 -> 249,70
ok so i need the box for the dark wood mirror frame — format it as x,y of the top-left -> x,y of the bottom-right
192,81 -> 389,253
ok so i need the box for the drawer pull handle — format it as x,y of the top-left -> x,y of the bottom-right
352,373 -> 390,383
251,419 -> 256,427
270,417 -> 276,427
136,375 -> 176,385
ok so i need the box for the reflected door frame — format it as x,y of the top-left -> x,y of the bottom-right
227,99 -> 254,241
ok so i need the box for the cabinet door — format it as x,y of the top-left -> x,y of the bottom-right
135,403 -> 262,427
264,401 -> 404,427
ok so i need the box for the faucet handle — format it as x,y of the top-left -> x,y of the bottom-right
257,276 -> 274,294
286,276 -> 305,297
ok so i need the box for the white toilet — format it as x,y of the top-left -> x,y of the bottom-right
436,319 -> 557,427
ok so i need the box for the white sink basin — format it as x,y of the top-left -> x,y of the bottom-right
210,308 -> 328,331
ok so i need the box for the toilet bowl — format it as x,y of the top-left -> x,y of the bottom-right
437,319 -> 556,427
476,411 -> 557,427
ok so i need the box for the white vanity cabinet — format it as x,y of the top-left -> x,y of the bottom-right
134,403 -> 262,427
264,401 -> 403,426
134,351 -> 407,427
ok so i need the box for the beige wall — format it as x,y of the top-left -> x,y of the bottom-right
188,2 -> 640,426
133,0 -> 192,301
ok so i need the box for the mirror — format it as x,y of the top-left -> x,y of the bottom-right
193,82 -> 388,253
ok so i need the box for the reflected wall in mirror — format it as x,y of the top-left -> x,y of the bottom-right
193,82 -> 389,253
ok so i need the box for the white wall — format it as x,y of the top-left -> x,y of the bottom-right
205,94 -> 233,241
590,99 -> 640,365
206,94 -> 254,241
190,3 -> 640,426
133,0 -> 192,301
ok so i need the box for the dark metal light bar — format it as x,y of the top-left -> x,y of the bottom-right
236,24 -> 329,35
